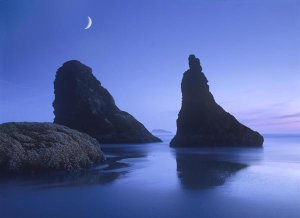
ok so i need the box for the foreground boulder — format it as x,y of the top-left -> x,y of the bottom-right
53,60 -> 161,143
170,55 -> 264,147
0,122 -> 104,172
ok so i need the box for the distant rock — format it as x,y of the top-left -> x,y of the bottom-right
170,55 -> 264,147
0,122 -> 104,172
53,60 -> 161,144
151,129 -> 173,135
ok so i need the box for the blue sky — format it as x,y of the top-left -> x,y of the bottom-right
1,0 -> 300,133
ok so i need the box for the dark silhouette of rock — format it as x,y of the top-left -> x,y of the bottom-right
53,60 -> 161,144
170,55 -> 264,147
0,122 -> 104,172
151,129 -> 173,135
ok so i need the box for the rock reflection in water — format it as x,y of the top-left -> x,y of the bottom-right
0,144 -> 148,189
175,151 -> 247,190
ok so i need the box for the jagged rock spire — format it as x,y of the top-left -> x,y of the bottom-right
170,55 -> 263,147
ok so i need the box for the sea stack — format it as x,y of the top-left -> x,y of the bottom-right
53,60 -> 161,144
170,55 -> 263,147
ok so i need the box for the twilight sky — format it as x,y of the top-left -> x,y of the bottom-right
1,0 -> 300,133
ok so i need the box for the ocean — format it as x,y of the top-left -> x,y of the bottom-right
1,134 -> 300,218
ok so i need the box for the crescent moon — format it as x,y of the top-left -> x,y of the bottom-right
85,16 -> 92,30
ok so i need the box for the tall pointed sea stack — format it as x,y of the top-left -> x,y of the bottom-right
170,55 -> 263,147
53,60 -> 161,144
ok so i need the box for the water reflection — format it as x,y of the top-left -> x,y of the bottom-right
175,151 -> 248,190
0,144 -> 148,189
